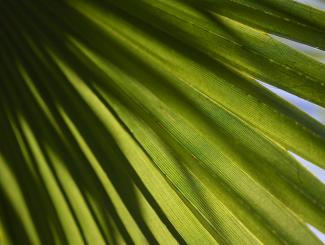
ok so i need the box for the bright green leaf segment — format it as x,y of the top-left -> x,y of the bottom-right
0,0 -> 324,244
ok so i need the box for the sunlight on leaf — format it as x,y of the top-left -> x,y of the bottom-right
0,0 -> 324,244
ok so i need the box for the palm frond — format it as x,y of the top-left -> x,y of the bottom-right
0,0 -> 324,244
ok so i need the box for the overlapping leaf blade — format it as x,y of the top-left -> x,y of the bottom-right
0,0 -> 324,244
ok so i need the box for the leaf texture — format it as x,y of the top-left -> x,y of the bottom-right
0,0 -> 324,244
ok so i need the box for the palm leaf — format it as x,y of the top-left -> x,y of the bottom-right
0,0 -> 324,244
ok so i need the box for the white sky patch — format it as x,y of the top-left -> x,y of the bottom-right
271,35 -> 325,63
308,225 -> 325,243
295,0 -> 325,9
259,81 -> 325,124
289,152 -> 325,184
